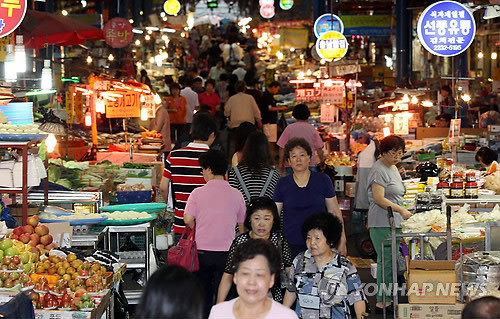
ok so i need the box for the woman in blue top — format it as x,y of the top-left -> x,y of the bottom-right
274,138 -> 346,258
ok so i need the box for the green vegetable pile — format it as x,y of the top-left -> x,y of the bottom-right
47,159 -> 127,191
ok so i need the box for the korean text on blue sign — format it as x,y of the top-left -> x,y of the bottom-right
314,14 -> 344,39
417,1 -> 475,57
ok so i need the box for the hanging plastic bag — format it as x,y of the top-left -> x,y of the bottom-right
1,202 -> 18,228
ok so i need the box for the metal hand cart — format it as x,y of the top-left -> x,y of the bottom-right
381,206 -> 465,319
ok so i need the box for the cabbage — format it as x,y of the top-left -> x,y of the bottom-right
47,165 -> 61,182
55,179 -> 72,189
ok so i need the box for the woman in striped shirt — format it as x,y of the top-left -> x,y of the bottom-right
228,132 -> 281,204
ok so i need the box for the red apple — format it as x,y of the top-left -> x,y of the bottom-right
74,288 -> 87,298
22,225 -> 34,234
29,233 -> 40,245
36,244 -> 45,251
13,227 -> 23,237
78,269 -> 89,277
10,234 -> 19,240
45,243 -> 57,250
19,234 -> 30,244
27,216 -> 39,227
35,225 -> 49,237
4,279 -> 13,288
11,256 -> 20,265
2,257 -> 11,265
40,235 -> 53,246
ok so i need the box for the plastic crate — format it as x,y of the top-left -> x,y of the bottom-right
118,233 -> 146,250
116,190 -> 152,204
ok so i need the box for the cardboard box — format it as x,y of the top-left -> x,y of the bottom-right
34,289 -> 110,319
408,260 -> 458,304
45,222 -> 72,248
397,303 -> 464,319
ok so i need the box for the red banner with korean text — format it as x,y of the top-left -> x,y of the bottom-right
295,88 -> 321,102
103,17 -> 133,48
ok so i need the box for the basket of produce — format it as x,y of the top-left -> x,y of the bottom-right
38,212 -> 108,226
0,123 -> 47,141
100,203 -> 166,214
113,183 -> 152,204
99,211 -> 157,226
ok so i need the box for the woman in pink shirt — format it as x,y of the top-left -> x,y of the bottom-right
199,79 -> 221,115
184,149 -> 246,317
277,104 -> 324,175
209,239 -> 298,319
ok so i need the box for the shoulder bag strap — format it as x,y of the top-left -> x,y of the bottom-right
277,234 -> 284,270
259,168 -> 276,197
177,226 -> 191,245
233,166 -> 251,202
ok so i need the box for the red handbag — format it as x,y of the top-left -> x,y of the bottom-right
167,226 -> 200,272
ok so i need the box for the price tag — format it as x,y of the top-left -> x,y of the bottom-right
394,114 -> 409,135
320,104 -> 335,123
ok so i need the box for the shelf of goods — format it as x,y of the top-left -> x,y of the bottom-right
28,191 -> 103,213
0,140 -> 49,225
104,223 -> 155,305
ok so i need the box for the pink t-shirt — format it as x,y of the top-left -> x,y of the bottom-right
184,179 -> 246,251
277,121 -> 324,165
209,298 -> 298,319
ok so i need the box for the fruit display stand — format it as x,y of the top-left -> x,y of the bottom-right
33,289 -> 111,319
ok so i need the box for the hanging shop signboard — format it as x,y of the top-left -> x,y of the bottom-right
104,18 -> 133,48
260,4 -> 275,19
394,114 -> 409,135
105,91 -> 141,118
164,0 -> 181,15
314,14 -> 344,39
144,94 -> 156,118
315,31 -> 348,62
321,80 -> 345,105
320,104 -> 335,123
65,91 -> 74,124
280,0 -> 293,10
0,0 -> 26,38
295,88 -> 321,102
417,1 -> 476,57
74,92 -> 84,124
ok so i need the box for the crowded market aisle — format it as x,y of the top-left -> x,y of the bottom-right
1,0 -> 500,318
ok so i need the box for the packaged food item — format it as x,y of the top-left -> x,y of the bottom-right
465,182 -> 478,198
450,182 -> 464,198
453,173 -> 464,183
437,182 -> 450,197
466,172 -> 477,183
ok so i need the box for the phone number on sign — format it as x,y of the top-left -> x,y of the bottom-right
433,44 -> 463,51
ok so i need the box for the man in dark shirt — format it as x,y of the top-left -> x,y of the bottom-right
260,81 -> 287,159
245,78 -> 262,108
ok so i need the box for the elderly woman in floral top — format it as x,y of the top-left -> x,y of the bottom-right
283,213 -> 367,319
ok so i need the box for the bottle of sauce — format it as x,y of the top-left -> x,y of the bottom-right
450,182 -> 464,198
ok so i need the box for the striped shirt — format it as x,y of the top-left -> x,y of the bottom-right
163,142 -> 209,233
228,165 -> 281,203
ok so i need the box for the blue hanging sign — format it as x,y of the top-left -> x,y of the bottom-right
417,1 -> 476,57
314,14 -> 344,39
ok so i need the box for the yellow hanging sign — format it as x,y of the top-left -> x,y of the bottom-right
164,0 -> 181,15
315,31 -> 348,62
